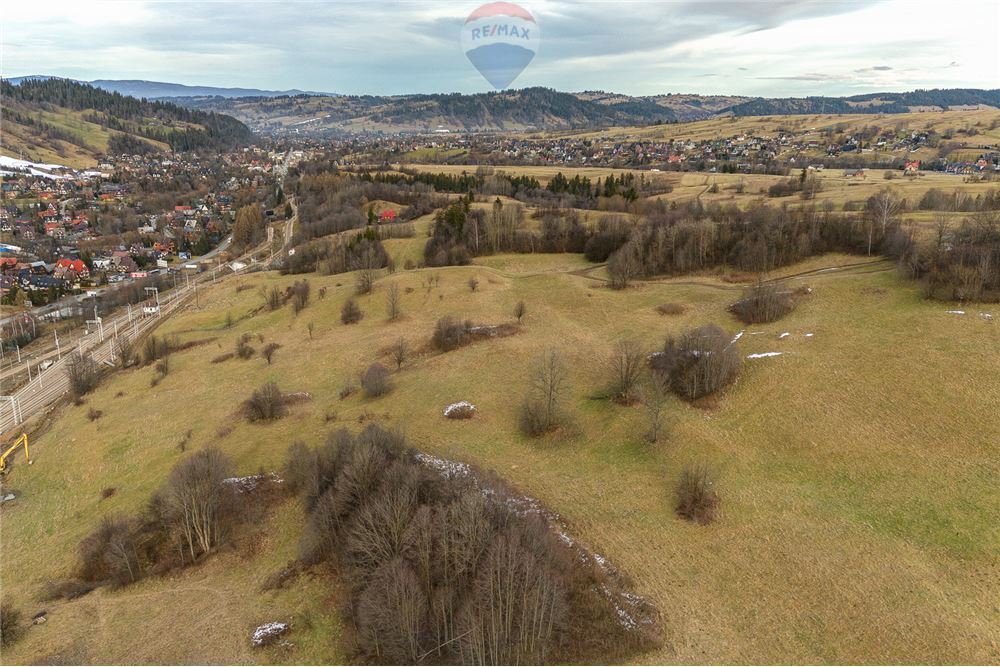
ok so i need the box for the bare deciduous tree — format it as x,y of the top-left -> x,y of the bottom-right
391,337 -> 409,371
609,340 -> 644,404
159,448 -> 236,562
386,282 -> 402,321
520,349 -> 567,436
262,342 -> 280,365
66,352 -> 100,400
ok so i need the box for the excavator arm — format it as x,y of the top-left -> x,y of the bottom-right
0,433 -> 30,474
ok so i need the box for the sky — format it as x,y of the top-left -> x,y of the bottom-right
2,0 -> 998,97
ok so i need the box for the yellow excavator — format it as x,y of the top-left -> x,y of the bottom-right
0,433 -> 31,474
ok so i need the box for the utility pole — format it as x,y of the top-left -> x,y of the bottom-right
55,330 -> 61,359
15,343 -> 21,363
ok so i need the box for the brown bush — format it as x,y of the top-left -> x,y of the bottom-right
66,352 -> 100,399
730,281 -> 795,324
514,300 -> 527,324
245,382 -> 288,422
265,286 -> 282,311
101,487 -> 117,500
1,601 -> 22,648
656,302 -> 686,316
431,316 -> 468,351
236,333 -> 255,359
40,579 -> 97,601
87,407 -> 103,421
674,463 -> 720,525
390,337 -> 409,371
78,515 -> 142,588
652,324 -> 741,401
341,298 -> 363,324
262,342 -> 280,365
361,363 -> 392,398
609,340 -> 644,404
156,447 -> 238,562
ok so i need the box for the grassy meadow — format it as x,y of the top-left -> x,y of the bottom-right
1,229 -> 998,663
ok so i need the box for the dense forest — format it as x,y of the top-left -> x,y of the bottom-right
2,78 -> 253,152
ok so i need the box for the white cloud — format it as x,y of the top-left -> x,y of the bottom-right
1,0 -> 996,95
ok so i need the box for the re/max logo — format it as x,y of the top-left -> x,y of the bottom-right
470,24 -> 531,40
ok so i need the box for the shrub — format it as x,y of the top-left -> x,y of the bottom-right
262,342 -> 280,365
730,281 -> 795,324
652,324 -> 741,401
341,298 -> 363,324
290,279 -> 311,315
87,407 -> 103,421
66,352 -> 100,399
674,464 -> 720,524
468,277 -> 479,292
609,340 -> 644,404
360,363 -> 392,398
245,382 -> 288,422
78,515 -> 142,587
142,335 -> 173,365
0,601 -> 22,648
157,447 -> 238,562
431,316 -> 468,351
390,337 -> 409,370
265,286 -> 282,310
656,302 -> 685,316
339,384 -> 357,400
236,333 -> 255,359
514,300 -> 527,324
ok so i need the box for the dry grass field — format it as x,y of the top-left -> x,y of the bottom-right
1,229 -> 998,663
553,109 -> 1000,145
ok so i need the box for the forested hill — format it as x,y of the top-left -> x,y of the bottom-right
177,86 -> 1000,135
727,89 -> 1000,116
1,78 -> 253,166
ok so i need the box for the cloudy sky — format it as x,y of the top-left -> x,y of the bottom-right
3,0 -> 997,96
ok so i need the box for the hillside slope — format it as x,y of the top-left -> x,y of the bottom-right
1,79 -> 254,167
1,243 -> 997,663
176,87 -> 1000,135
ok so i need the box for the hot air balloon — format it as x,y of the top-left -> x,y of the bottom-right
461,2 -> 540,89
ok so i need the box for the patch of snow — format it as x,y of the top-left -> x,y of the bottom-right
414,452 -> 472,480
979,313 -> 993,321
805,333 -> 815,337
222,472 -> 283,493
946,310 -> 966,315
778,332 -> 791,339
0,155 -> 68,171
730,329 -> 745,345
251,621 -> 289,647
747,352 -> 783,359
443,400 -> 476,417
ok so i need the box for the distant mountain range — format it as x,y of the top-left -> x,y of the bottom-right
6,75 -> 336,99
6,76 -> 1000,137
174,86 -> 1000,135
